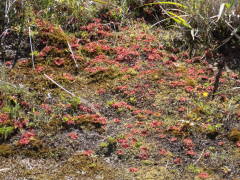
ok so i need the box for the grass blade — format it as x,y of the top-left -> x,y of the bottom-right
139,2 -> 187,9
167,11 -> 192,29
92,0 -> 109,4
216,3 -> 225,22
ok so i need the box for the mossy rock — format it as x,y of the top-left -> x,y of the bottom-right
229,128 -> 240,142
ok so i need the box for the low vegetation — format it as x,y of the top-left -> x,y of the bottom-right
0,0 -> 240,179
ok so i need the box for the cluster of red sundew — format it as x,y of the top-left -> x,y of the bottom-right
0,113 -> 8,124
129,167 -> 138,172
0,113 -> 28,130
111,101 -> 134,110
68,133 -> 78,140
169,80 -> 187,88
198,172 -> 210,179
34,66 -> 45,74
62,73 -> 74,81
12,118 -> 28,129
19,131 -> 35,145
62,113 -> 107,127
114,46 -> 140,62
83,149 -> 94,156
183,138 -> 196,156
20,100 -> 30,110
54,57 -> 65,66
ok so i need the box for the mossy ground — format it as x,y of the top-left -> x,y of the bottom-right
0,3 -> 240,179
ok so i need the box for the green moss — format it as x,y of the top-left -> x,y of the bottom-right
229,128 -> 240,142
185,78 -> 197,87
57,153 -> 120,179
87,68 -> 121,85
0,144 -> 15,157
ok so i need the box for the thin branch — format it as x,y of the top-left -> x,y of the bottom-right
44,74 -> 75,97
44,74 -> 101,115
194,149 -> 205,166
58,25 -> 79,68
29,26 -> 35,69
67,42 -> 79,68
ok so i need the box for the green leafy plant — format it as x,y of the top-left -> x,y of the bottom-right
0,125 -> 14,139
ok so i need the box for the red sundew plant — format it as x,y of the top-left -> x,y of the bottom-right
182,51 -> 189,58
13,119 -> 28,129
156,128 -> 163,133
121,143 -> 130,149
140,130 -> 148,136
175,73 -> 182,77
231,73 -> 238,79
97,88 -> 105,94
0,114 -> 8,124
63,73 -> 74,81
131,138 -> 137,144
125,133 -> 132,138
197,85 -> 203,93
159,134 -> 166,139
199,172 -> 210,179
113,118 -> 120,123
139,153 -> 148,160
179,96 -> 187,102
63,115 -> 74,125
136,122 -> 143,126
92,116 -> 106,125
83,149 -> 94,156
5,61 -> 12,67
118,138 -> 128,144
117,149 -> 124,155
194,56 -> 201,63
159,149 -> 168,156
54,58 -> 65,66
218,142 -> 224,146
200,75 -> 209,80
169,81 -> 178,88
204,151 -> 211,157
134,109 -> 142,115
157,79 -> 165,84
185,86 -> 194,92
173,158 -> 181,164
219,78 -> 225,83
21,101 -> 30,109
129,167 -> 138,172
19,132 -> 35,145
178,106 -> 185,112
149,120 -> 162,128
237,141 -> 240,147
185,59 -> 193,64
18,59 -> 28,65
125,124 -> 134,129
65,103 -> 71,108
42,46 -> 52,53
171,137 -> 177,142
34,66 -> 45,73
140,147 -> 148,152
206,85 -> 214,92
184,138 -> 194,149
68,133 -> 78,140
169,54 -> 178,61
145,110 -> 152,115
187,150 -> 195,156
131,129 -> 139,134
